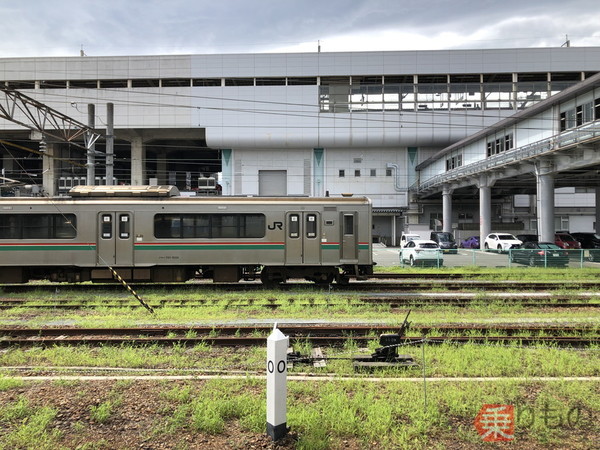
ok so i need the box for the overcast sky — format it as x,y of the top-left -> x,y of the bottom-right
2,0 -> 600,57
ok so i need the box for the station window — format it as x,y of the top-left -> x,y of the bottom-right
225,78 -> 254,86
370,169 -> 377,177
131,79 -> 160,88
161,78 -> 191,87
6,80 -> 35,89
192,78 -> 222,87
40,80 -> 67,89
69,80 -> 98,89
100,80 -> 128,88
354,170 -> 361,177
446,154 -> 463,171
339,169 -> 345,178
287,77 -> 317,85
154,213 -> 265,239
0,214 -> 76,239
256,78 -> 286,86
486,133 -> 514,157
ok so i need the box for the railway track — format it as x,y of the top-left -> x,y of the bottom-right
0,324 -> 598,347
1,278 -> 599,294
0,293 -> 598,309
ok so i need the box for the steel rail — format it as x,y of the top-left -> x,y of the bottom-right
0,295 -> 598,309
0,324 -> 597,337
1,279 -> 599,293
0,335 -> 597,348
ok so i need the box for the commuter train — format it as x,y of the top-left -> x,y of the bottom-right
0,186 -> 373,284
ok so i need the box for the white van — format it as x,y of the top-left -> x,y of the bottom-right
400,233 -> 421,248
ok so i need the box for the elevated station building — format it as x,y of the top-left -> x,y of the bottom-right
1,47 -> 600,244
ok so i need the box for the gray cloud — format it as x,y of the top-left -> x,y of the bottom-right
1,0 -> 599,57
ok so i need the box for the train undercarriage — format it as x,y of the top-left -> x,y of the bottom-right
0,264 -> 373,285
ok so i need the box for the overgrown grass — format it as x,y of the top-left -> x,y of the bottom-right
0,396 -> 61,449
149,378 -> 599,449
1,342 -> 598,379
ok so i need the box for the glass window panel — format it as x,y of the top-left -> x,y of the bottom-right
289,214 -> 299,238
306,214 -> 317,238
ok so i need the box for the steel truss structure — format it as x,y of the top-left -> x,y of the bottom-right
0,87 -> 101,150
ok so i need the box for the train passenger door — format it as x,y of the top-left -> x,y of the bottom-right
97,212 -> 134,266
340,212 -> 358,262
285,212 -> 321,265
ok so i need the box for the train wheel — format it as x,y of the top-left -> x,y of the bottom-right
260,268 -> 285,286
337,274 -> 350,285
314,273 -> 335,285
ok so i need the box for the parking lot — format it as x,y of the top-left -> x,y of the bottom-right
373,244 -> 599,268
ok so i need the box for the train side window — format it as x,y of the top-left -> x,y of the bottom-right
101,214 -> 112,239
23,215 -> 50,239
154,213 -> 265,238
343,214 -> 354,235
0,214 -> 76,239
289,214 -> 299,238
119,214 -> 130,239
54,215 -> 77,239
0,215 -> 20,239
306,214 -> 317,238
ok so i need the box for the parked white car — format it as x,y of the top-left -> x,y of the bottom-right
400,239 -> 443,267
483,233 -> 522,252
400,233 -> 421,248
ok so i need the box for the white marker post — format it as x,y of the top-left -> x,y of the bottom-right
266,324 -> 289,441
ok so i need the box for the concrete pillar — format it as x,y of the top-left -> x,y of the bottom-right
156,153 -> 167,185
479,184 -> 491,249
86,104 -> 96,185
42,143 -> 58,197
130,136 -> 146,185
536,162 -> 555,242
442,185 -> 453,233
106,103 -> 114,185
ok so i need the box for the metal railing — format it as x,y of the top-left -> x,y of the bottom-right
397,248 -> 599,268
413,121 -> 600,193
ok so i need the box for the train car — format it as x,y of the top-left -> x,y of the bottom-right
0,186 -> 373,284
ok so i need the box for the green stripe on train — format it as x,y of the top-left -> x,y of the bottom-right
135,244 -> 285,250
0,246 -> 96,251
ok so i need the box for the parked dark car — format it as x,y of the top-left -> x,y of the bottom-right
460,236 -> 480,249
509,242 -> 569,267
430,232 -> 458,254
554,233 -> 581,250
516,234 -> 538,244
570,232 -> 600,262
